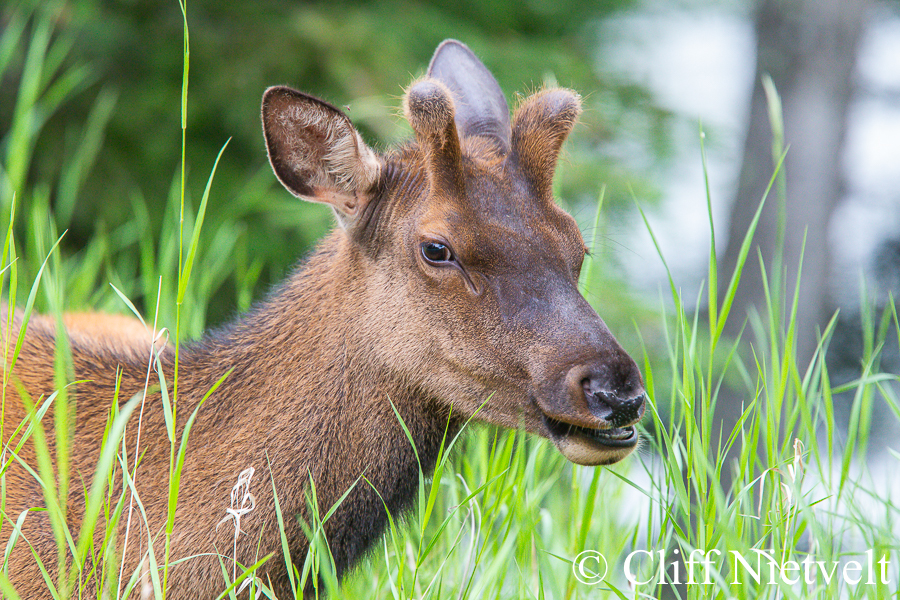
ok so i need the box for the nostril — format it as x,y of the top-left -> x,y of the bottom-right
582,379 -> 615,420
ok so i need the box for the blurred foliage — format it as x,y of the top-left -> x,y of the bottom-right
1,0 -> 671,328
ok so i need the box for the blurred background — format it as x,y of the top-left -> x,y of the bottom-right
2,0 -> 899,441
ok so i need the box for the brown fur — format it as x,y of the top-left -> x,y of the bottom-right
1,40 -> 645,598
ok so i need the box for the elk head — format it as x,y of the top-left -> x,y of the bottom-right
262,40 -> 645,466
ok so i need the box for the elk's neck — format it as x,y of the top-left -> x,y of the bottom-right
171,232 -> 457,580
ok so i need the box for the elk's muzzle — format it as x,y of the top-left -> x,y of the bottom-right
539,351 -> 646,466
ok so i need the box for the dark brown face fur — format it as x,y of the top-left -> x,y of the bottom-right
264,41 -> 645,465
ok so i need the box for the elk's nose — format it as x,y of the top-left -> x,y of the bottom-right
582,379 -> 645,427
568,361 -> 646,426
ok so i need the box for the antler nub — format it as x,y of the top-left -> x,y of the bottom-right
511,88 -> 582,200
404,79 -> 464,193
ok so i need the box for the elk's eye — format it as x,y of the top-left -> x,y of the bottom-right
421,242 -> 453,264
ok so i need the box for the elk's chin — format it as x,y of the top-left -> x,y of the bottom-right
543,416 -> 638,466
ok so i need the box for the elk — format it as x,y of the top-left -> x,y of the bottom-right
1,40 -> 645,598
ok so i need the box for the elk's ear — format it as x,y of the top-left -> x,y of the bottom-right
427,40 -> 510,153
511,89 -> 581,199
262,86 -> 381,228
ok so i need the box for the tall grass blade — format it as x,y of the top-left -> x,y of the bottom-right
579,185 -> 605,294
177,138 -> 231,304
715,148 -> 787,343
71,391 -> 143,575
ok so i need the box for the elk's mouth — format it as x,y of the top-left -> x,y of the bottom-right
544,416 -> 637,447
542,415 -> 638,466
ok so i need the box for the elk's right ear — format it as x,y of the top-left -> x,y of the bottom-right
262,86 -> 381,227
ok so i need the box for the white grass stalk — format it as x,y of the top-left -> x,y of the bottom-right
116,278 -> 167,599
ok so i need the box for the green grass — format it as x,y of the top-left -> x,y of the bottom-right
2,3 -> 899,599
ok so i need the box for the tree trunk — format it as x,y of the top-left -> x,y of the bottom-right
717,0 -> 870,450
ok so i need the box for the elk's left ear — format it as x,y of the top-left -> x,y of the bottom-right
427,40 -> 511,153
511,89 -> 581,199
262,86 -> 381,228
